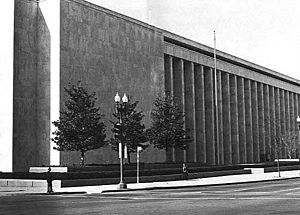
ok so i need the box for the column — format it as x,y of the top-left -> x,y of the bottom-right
280,89 -> 286,158
274,88 -> 281,158
263,84 -> 271,161
257,83 -> 265,161
194,65 -> 206,163
294,93 -> 298,130
237,77 -> 246,163
298,94 -> 300,157
295,94 -> 299,157
251,81 -> 259,162
289,92 -> 295,158
298,94 -> 300,117
217,71 -> 224,165
204,67 -> 215,165
184,61 -> 196,162
230,74 -> 239,163
269,86 -> 276,160
164,55 -> 174,162
221,72 -> 232,164
285,91 -> 290,158
172,57 -> 184,162
214,70 -> 219,165
244,79 -> 253,163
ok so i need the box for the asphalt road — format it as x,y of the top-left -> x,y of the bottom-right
1,178 -> 300,215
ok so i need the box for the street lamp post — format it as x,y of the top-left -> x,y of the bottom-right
297,116 -> 300,158
114,92 -> 128,189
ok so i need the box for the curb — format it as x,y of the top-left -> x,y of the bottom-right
27,191 -> 87,195
101,175 -> 300,193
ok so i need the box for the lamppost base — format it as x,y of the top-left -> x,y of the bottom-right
117,182 -> 127,190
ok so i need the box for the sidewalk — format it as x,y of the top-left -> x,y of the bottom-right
59,170 -> 300,194
1,170 -> 300,195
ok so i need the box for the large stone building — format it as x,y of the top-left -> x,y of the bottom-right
1,0 -> 300,172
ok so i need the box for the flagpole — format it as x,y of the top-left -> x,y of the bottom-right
214,30 -> 219,164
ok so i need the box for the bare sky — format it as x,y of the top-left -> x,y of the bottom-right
89,0 -> 300,81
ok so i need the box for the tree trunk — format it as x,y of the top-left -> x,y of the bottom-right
80,151 -> 85,166
127,152 -> 131,164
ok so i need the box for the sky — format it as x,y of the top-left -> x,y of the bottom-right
89,0 -> 300,81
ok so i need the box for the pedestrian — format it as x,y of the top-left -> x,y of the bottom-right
46,167 -> 53,193
182,163 -> 188,180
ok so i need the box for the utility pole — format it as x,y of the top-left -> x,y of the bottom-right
214,30 -> 219,164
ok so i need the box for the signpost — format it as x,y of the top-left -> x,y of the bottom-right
137,146 -> 142,183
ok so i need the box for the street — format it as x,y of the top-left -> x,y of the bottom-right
1,178 -> 300,214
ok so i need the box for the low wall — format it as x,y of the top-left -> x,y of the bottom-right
29,167 -> 68,173
0,179 -> 61,189
244,168 -> 264,174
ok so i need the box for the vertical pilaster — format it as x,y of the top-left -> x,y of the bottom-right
285,91 -> 290,158
298,94 -> 300,157
229,74 -> 239,163
263,84 -> 271,161
286,91 -> 290,131
269,86 -> 276,160
289,92 -> 295,158
184,61 -> 196,162
274,88 -> 282,158
298,94 -> 300,116
280,89 -> 286,158
298,94 -> 300,118
204,67 -> 215,165
194,65 -> 206,163
257,83 -> 265,161
295,94 -> 299,157
164,55 -> 174,162
221,72 -> 232,164
251,81 -> 259,162
290,93 -> 295,133
244,79 -> 253,163
172,57 -> 184,162
217,71 -> 224,165
294,93 -> 298,129
237,77 -> 246,163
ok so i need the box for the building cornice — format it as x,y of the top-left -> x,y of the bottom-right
69,0 -> 300,87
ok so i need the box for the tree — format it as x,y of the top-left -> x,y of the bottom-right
284,131 -> 299,159
51,82 -> 107,166
273,125 -> 299,177
110,99 -> 148,163
147,94 -> 190,155
275,131 -> 298,159
268,117 -> 299,161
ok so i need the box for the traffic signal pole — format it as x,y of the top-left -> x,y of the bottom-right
114,92 -> 128,189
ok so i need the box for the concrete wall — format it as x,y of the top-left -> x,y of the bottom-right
0,0 -> 14,172
59,0 -> 165,165
11,0 -> 300,170
164,39 -> 300,164
13,0 -> 50,171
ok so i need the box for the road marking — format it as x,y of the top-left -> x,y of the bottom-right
276,187 -> 300,194
188,181 -> 300,194
225,183 -> 300,193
